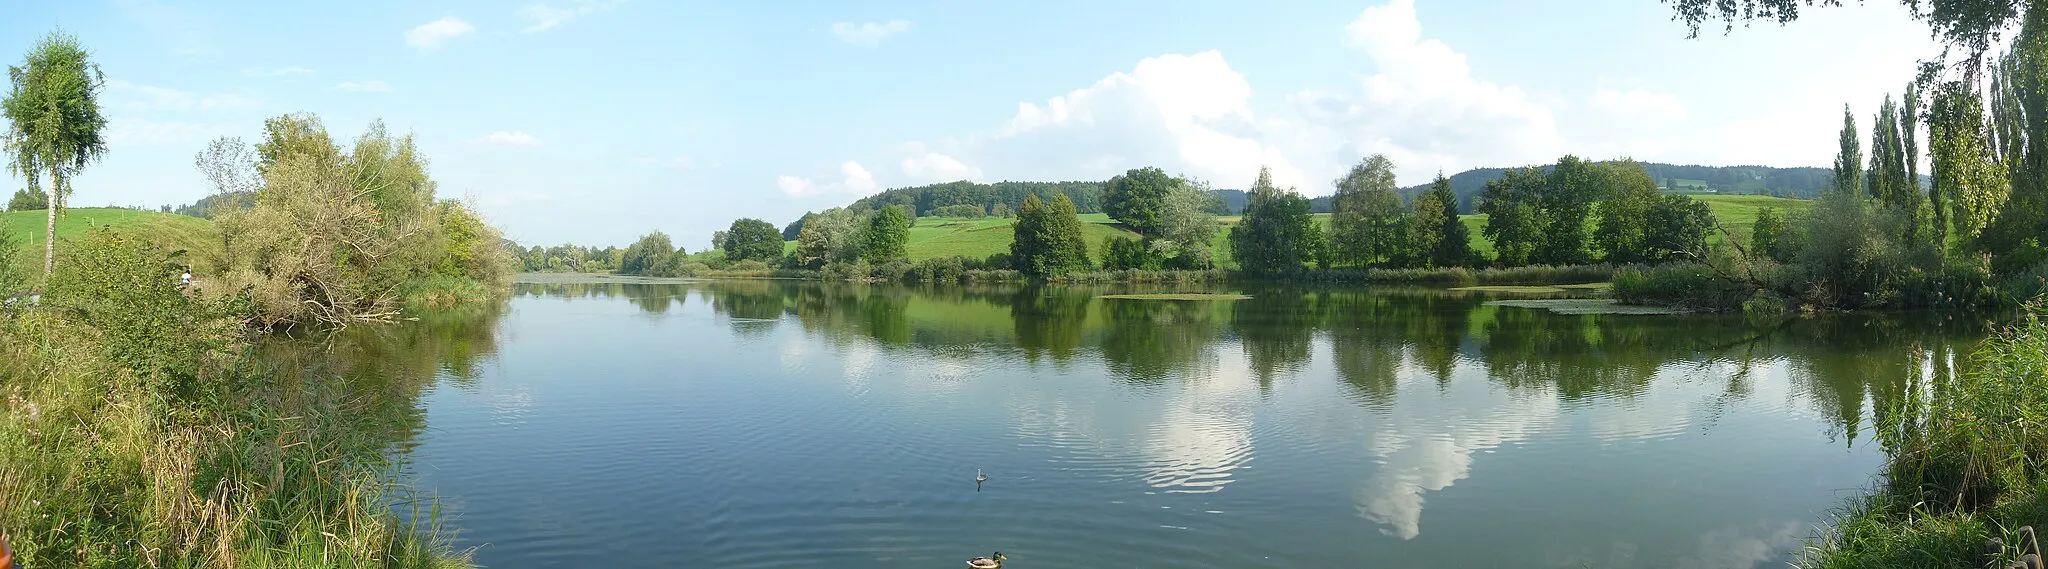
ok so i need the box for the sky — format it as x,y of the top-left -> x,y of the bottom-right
2,0 -> 1945,249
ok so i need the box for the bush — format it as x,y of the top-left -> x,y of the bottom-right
927,204 -> 986,218
45,229 -> 245,402
908,257 -> 969,283
7,188 -> 46,211
1611,263 -> 1756,311
1100,236 -> 1162,270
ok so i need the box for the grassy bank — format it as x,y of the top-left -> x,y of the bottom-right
0,207 -> 223,283
0,230 -> 472,568
1801,301 -> 2048,568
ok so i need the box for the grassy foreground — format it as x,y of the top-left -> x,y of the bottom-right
1801,302 -> 2048,568
0,230 -> 472,568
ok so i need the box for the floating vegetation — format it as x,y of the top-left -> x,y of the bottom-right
1448,285 -> 1568,294
1099,293 -> 1252,301
1485,298 -> 1688,315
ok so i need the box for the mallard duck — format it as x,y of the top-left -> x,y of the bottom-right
967,552 -> 1006,568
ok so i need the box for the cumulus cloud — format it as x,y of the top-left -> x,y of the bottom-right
470,131 -> 543,146
1289,0 -> 1563,183
988,50 -> 1311,189
831,20 -> 912,46
778,160 -> 878,198
336,80 -> 393,93
407,16 -> 475,51
901,152 -> 984,182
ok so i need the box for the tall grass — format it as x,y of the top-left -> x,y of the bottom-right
1801,299 -> 2048,568
0,230 -> 471,569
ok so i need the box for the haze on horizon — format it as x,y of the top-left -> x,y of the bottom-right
6,0 -> 1941,247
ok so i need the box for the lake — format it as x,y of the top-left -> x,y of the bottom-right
343,277 -> 1984,568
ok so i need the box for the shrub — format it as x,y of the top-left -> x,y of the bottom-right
1100,236 -> 1162,270
908,257 -> 969,283
1611,263 -> 1756,311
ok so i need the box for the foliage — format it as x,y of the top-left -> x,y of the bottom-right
1644,194 -> 1715,263
44,229 -> 242,397
214,115 -> 509,325
990,202 -> 1013,218
1009,194 -> 1091,278
1987,11 -> 2048,275
1834,105 -> 1864,197
1411,173 -> 1473,268
512,242 -> 620,273
619,231 -> 680,276
1230,166 -> 1324,274
859,205 -> 912,262
3,31 -> 109,276
6,187 -> 43,211
721,218 -> 782,262
848,179 -> 1104,217
0,221 -> 19,294
1594,159 -> 1663,263
1611,263 -> 1755,311
927,203 -> 987,218
795,208 -> 864,269
1103,166 -> 1177,236
1100,235 -> 1162,271
1750,205 -> 1788,262
1931,80 -> 2010,247
1329,154 -> 1408,268
1480,166 -> 1545,266
194,135 -> 260,198
1666,0 -> 2015,57
1533,156 -> 1600,265
1151,176 -> 1221,269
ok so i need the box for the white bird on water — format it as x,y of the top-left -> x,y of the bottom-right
976,469 -> 988,483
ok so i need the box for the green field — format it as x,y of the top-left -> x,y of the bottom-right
870,195 -> 1811,267
0,208 -> 223,276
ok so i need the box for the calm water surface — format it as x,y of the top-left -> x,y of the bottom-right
358,278 -> 1982,568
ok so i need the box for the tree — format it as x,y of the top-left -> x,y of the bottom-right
722,218 -> 783,262
1411,173 -> 1473,267
990,202 -> 1012,218
1751,205 -> 1788,262
859,204 -> 911,262
7,187 -> 45,211
1010,194 -> 1090,277
1330,154 -> 1408,267
1533,156 -> 1601,265
795,209 -> 860,269
1152,176 -> 1222,269
1666,0 -> 2012,57
620,232 -> 676,275
1229,166 -> 1324,274
1100,235 -> 1160,270
710,230 -> 729,252
1643,194 -> 1715,262
1481,167 -> 1544,266
1834,105 -> 1863,197
1102,166 -> 1177,236
194,136 -> 260,197
1930,80 -> 2009,246
1595,159 -> 1661,263
3,31 -> 109,276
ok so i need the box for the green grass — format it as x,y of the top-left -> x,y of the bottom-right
1,208 -> 223,279
1695,194 -> 1812,244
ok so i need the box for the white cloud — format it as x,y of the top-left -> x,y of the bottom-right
520,1 -> 618,33
336,80 -> 393,93
407,16 -> 475,51
987,50 -> 1310,189
242,66 -> 313,77
840,160 -> 876,193
831,20 -> 913,46
470,131 -> 543,146
901,152 -> 983,182
1288,0 -> 1563,183
778,160 -> 879,198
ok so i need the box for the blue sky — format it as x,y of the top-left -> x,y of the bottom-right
4,0 -> 1941,248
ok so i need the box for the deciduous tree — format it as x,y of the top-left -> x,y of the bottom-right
3,31 -> 108,276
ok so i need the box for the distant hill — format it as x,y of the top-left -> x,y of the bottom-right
818,163 -> 1841,223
